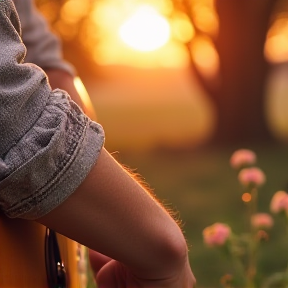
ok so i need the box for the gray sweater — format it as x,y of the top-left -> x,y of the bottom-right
0,0 -> 105,220
14,0 -> 75,75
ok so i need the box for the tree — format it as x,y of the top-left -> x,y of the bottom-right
180,0 -> 282,146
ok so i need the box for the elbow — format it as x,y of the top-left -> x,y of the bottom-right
164,229 -> 189,269
151,225 -> 189,280
132,221 -> 189,281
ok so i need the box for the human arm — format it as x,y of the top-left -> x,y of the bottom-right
38,148 -> 195,287
0,2 -> 195,286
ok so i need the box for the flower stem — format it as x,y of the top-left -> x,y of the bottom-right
228,241 -> 248,287
247,187 -> 258,288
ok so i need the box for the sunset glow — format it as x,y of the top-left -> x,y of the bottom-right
36,0 -> 195,68
171,12 -> 195,43
119,5 -> 170,52
192,1 -> 219,36
242,193 -> 252,203
190,36 -> 219,79
74,77 -> 97,120
265,17 -> 288,63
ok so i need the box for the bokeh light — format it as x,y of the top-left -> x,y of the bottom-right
60,0 -> 89,24
82,0 -> 193,68
36,1 -> 60,23
190,35 -> 220,79
35,0 -> 220,70
242,193 -> 252,203
191,0 -> 219,37
265,64 -> 288,142
265,14 -> 288,63
119,5 -> 170,52
171,12 -> 195,43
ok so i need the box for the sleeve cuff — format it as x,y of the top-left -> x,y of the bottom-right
0,90 -> 105,220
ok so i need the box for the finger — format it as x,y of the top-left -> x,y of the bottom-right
88,249 -> 112,277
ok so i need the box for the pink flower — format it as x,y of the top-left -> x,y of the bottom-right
203,223 -> 231,247
230,149 -> 257,169
238,167 -> 266,187
251,213 -> 274,229
270,191 -> 288,214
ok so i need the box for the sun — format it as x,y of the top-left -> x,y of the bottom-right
119,5 -> 170,52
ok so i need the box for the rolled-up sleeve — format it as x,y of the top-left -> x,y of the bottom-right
0,0 -> 105,220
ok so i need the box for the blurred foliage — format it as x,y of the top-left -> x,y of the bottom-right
34,0 -> 288,144
35,0 -> 93,41
35,0 -> 288,74
118,144 -> 288,287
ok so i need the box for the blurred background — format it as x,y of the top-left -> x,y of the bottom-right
34,0 -> 288,287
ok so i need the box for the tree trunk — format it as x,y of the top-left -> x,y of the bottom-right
192,0 -> 279,146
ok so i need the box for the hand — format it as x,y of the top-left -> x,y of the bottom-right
89,250 -> 196,288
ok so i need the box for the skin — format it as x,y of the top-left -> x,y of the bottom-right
42,69 -> 196,287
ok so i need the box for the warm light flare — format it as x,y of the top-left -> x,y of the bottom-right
36,1 -> 60,23
37,0 -> 192,68
192,0 -> 219,36
74,77 -> 97,120
242,193 -> 252,203
171,12 -> 195,43
265,35 -> 288,63
60,0 -> 89,24
265,16 -> 288,63
190,36 -> 219,79
119,5 -> 170,52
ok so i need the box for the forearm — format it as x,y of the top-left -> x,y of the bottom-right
38,148 -> 188,280
2,2 -> 194,285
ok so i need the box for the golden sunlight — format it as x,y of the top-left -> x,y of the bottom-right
242,193 -> 252,203
171,12 -> 195,43
190,36 -> 219,79
119,5 -> 170,52
265,16 -> 288,63
37,0 -> 192,68
60,0 -> 89,24
73,77 -> 97,120
191,0 -> 218,36
85,0 -> 191,68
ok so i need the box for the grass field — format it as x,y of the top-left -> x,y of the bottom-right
87,143 -> 288,288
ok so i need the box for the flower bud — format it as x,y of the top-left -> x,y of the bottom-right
203,223 -> 231,247
256,230 -> 269,242
238,167 -> 266,187
230,149 -> 256,169
270,191 -> 288,214
251,213 -> 273,229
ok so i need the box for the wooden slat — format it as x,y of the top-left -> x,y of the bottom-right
0,214 -> 47,288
